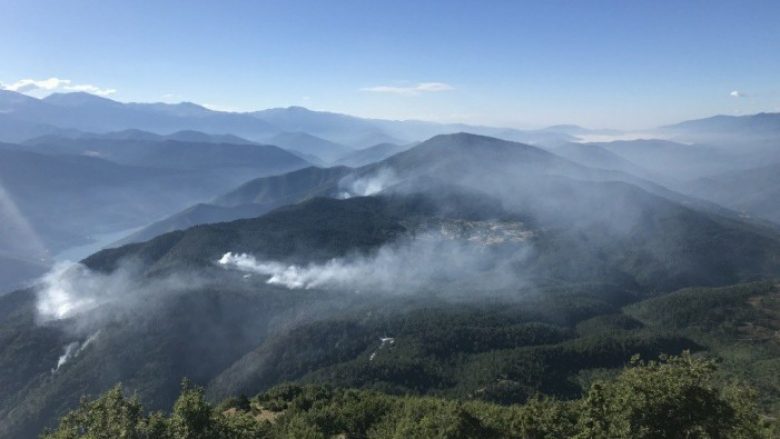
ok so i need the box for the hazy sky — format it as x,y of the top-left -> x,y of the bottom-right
1,0 -> 778,129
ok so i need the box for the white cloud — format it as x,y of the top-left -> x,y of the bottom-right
64,84 -> 117,96
2,77 -> 116,96
201,103 -> 239,112
4,77 -> 71,93
361,82 -> 454,96
729,90 -> 746,98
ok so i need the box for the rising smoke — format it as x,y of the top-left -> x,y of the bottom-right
218,227 -> 534,295
53,330 -> 100,372
337,167 -> 400,199
37,262 -> 130,322
35,259 -> 209,330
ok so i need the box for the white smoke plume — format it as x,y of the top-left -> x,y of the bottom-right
219,230 -> 532,294
55,342 -> 80,371
53,331 -> 101,372
37,262 -> 130,322
338,168 -> 400,198
35,260 -> 208,328
369,336 -> 395,361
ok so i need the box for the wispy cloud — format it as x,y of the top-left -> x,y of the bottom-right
201,102 -> 242,112
361,82 -> 454,96
729,90 -> 747,98
2,77 -> 116,96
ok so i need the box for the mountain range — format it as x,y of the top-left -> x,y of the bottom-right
662,112 -> 780,144
0,133 -> 309,292
4,130 -> 780,436
2,91 -> 780,437
0,90 -> 579,149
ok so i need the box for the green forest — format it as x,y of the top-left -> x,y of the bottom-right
40,281 -> 780,438
41,353 -> 774,438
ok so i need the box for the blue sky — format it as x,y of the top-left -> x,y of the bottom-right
1,0 -> 778,129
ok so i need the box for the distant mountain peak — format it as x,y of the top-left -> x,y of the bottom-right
178,101 -> 208,109
0,89 -> 42,111
662,111 -> 780,132
544,124 -> 585,131
0,89 -> 36,102
426,131 -> 514,144
268,131 -> 353,162
116,128 -> 150,135
43,91 -> 120,107
273,130 -> 324,140
383,132 -> 561,173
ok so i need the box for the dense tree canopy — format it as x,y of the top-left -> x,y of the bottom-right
42,352 -> 775,439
